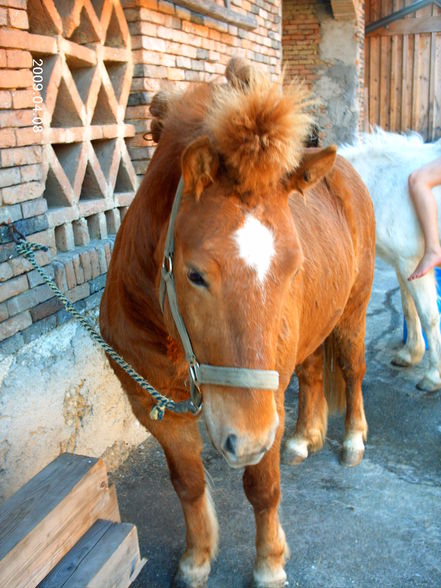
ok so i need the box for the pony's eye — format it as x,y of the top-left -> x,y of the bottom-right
187,269 -> 208,288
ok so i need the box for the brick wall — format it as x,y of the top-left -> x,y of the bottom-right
282,0 -> 365,144
282,0 -> 322,86
0,0 -> 282,357
123,0 -> 282,180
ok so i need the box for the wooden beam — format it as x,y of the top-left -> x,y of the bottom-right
330,0 -> 357,20
366,0 -> 441,34
367,15 -> 441,36
174,0 -> 257,30
39,520 -> 146,587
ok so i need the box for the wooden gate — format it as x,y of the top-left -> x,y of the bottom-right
365,0 -> 441,141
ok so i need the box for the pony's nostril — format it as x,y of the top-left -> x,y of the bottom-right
224,434 -> 238,456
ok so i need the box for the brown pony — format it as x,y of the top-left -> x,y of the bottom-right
100,59 -> 375,588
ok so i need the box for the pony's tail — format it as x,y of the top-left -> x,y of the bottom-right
323,332 -> 346,414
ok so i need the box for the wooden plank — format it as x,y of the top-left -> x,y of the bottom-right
390,34 -> 398,130
174,0 -> 257,30
367,15 -> 441,36
0,454 -> 117,588
101,484 -> 121,523
434,32 -> 441,138
418,33 -> 431,138
401,33 -> 409,129
411,33 -> 421,131
379,35 -> 391,129
428,32 -> 436,139
38,520 -> 113,588
40,522 -> 146,588
330,0 -> 357,20
369,35 -> 381,127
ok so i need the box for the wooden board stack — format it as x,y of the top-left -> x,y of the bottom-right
0,453 -> 146,587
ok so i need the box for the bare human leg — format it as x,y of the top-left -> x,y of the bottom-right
408,157 -> 441,281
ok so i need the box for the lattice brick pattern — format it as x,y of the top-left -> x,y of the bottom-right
28,0 -> 137,251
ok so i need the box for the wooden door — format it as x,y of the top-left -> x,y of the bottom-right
365,0 -> 441,140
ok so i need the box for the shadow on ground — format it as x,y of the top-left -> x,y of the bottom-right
110,260 -> 441,587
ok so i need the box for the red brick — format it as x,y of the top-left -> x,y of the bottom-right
0,166 -> 20,188
0,109 -> 33,127
1,1 -> 26,8
6,48 -> 31,68
8,8 -> 28,29
0,303 -> 8,322
0,7 -> 7,26
0,49 -> 6,68
66,283 -> 90,304
2,180 -> 43,204
0,262 -> 13,283
12,89 -> 33,108
0,28 -> 56,52
0,311 -> 31,341
0,274 -> 28,303
0,128 -> 15,148
15,126 -> 43,147
0,144 -> 42,167
21,197 -> 47,218
0,90 -> 12,108
0,68 -> 32,89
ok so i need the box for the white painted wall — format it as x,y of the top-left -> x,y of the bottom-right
0,320 -> 147,502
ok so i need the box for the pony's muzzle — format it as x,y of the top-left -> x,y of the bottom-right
220,420 -> 278,468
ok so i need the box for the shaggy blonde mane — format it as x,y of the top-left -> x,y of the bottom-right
153,60 -> 313,197
207,67 -> 313,194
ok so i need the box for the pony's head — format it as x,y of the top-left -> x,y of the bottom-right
160,60 -> 337,468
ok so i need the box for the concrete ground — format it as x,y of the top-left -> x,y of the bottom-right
110,259 -> 441,588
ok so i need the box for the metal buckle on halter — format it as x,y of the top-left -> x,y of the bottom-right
188,358 -> 203,415
162,254 -> 173,276
188,358 -> 201,391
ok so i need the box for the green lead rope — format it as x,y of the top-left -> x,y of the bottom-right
13,236 -> 198,421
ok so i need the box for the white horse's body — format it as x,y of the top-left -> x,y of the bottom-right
340,130 -> 441,391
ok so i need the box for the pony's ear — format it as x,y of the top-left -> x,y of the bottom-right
285,145 -> 337,196
181,136 -> 219,200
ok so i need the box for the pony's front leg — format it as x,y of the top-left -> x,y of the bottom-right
283,345 -> 328,465
243,399 -> 289,588
158,417 -> 219,588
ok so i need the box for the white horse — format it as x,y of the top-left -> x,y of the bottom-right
339,129 -> 441,391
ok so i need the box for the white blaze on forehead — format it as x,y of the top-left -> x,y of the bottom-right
234,214 -> 275,282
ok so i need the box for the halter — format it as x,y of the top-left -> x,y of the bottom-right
158,177 -> 280,415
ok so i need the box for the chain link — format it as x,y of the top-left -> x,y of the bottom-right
9,230 -> 198,421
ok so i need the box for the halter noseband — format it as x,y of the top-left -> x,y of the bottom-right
158,177 -> 280,415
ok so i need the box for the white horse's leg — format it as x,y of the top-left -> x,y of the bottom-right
392,271 -> 425,367
396,264 -> 441,391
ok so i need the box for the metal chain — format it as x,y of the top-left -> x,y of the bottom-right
6,227 -> 198,421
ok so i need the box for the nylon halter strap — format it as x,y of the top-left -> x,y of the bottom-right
158,177 -> 280,415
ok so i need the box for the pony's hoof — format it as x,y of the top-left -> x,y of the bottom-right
416,374 -> 441,392
340,446 -> 364,467
341,432 -> 365,467
391,346 -> 423,367
253,567 -> 288,588
173,558 -> 210,588
173,572 -> 208,588
282,437 -> 308,465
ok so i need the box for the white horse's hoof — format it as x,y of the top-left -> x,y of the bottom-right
417,373 -> 441,392
282,437 -> 308,465
391,347 -> 423,367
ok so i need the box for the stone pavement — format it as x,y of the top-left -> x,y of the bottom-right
110,259 -> 441,588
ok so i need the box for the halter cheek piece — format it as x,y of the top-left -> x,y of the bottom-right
158,177 -> 280,415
